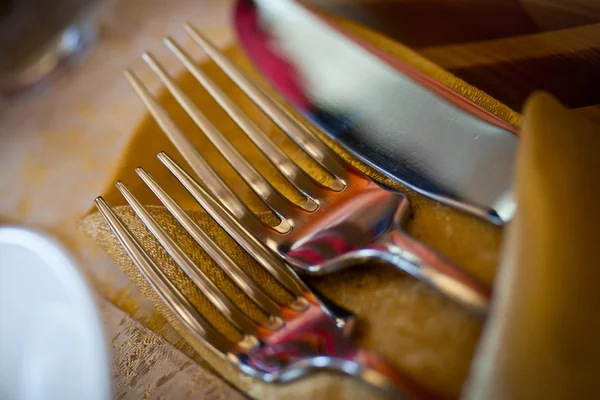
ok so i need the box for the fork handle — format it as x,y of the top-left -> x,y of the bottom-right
349,349 -> 443,399
377,230 -> 491,313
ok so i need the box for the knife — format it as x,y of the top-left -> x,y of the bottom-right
233,0 -> 519,224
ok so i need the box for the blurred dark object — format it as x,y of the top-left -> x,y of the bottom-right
300,0 -> 600,111
0,0 -> 101,100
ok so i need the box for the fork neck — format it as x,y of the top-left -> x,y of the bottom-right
242,301 -> 441,399
372,229 -> 491,313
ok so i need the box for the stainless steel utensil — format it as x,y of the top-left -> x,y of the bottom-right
233,0 -> 519,224
123,25 -> 489,313
94,180 -> 437,399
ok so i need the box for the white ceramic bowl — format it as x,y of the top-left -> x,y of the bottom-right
0,227 -> 110,400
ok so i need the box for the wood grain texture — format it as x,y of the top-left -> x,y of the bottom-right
302,0 -> 600,110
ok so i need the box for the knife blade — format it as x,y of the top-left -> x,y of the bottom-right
234,0 -> 519,224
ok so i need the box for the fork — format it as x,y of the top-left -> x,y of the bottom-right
94,173 -> 438,399
123,23 -> 491,313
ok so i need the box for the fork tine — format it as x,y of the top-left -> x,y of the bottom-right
124,69 -> 291,235
142,52 -> 316,218
163,37 -> 323,210
136,167 -> 285,329
158,151 -> 310,310
184,24 -> 348,191
115,180 -> 264,337
93,197 -> 241,354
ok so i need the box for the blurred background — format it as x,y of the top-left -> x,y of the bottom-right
301,0 -> 600,113
0,0 -> 101,100
1,0 -> 598,112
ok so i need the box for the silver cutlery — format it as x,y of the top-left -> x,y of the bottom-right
234,0 -> 519,224
123,25 -> 490,313
94,176 -> 437,399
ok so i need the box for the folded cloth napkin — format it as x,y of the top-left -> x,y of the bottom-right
80,15 -> 519,399
466,93 -> 600,399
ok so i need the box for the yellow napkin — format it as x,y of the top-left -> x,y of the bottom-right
464,93 -> 600,399
81,17 -> 519,399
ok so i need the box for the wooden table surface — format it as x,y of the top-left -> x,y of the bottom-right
305,0 -> 600,114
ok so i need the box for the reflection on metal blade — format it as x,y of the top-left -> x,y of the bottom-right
235,0 -> 518,223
